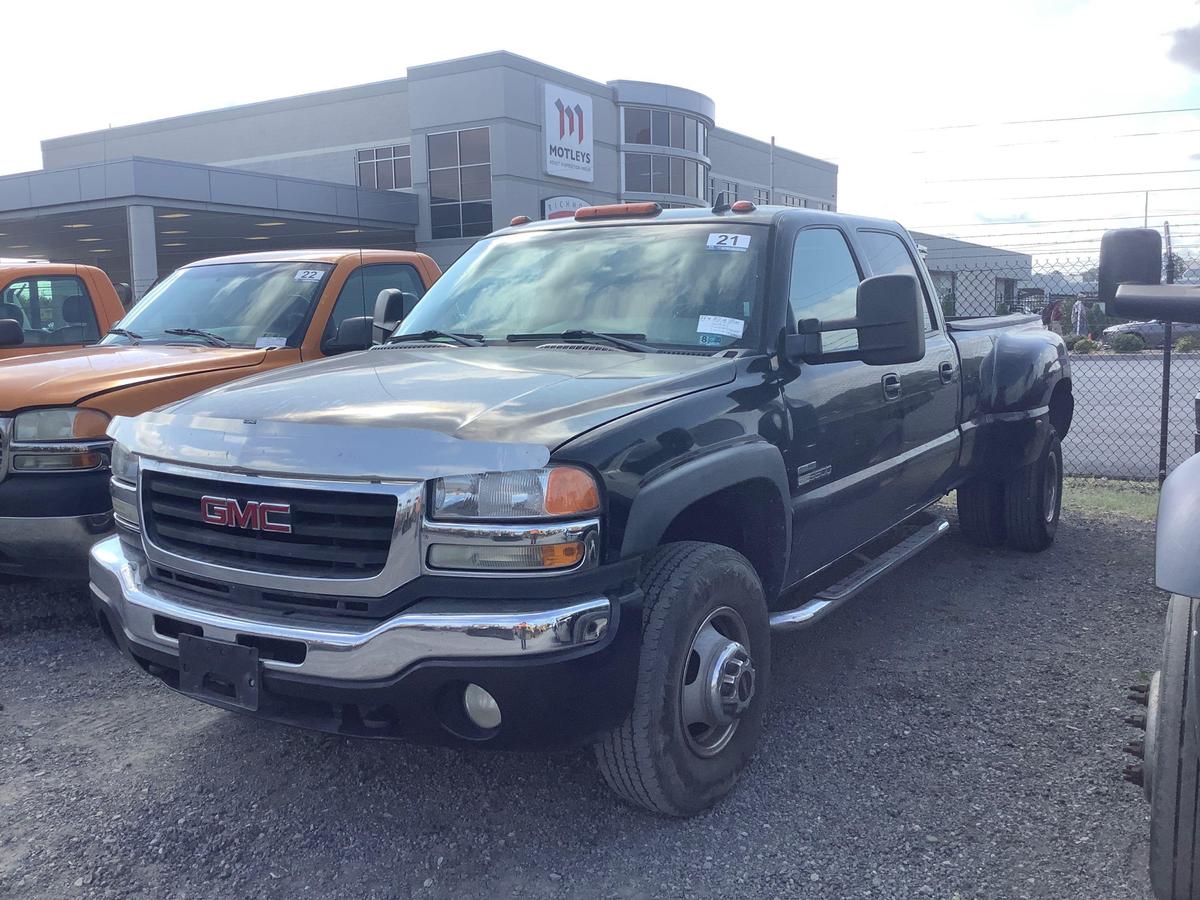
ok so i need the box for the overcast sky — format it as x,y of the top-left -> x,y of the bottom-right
4,0 -> 1200,257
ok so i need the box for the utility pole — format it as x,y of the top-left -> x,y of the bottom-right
769,136 -> 776,204
1144,191 -> 1150,228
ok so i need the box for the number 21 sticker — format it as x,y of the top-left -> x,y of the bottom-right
706,233 -> 751,252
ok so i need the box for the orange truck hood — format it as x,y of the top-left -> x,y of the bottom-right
1,344 -> 269,411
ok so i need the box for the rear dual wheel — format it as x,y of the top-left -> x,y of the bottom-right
957,428 -> 1062,552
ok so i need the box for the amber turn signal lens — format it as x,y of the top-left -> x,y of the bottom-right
72,408 -> 112,439
544,467 -> 600,516
540,541 -> 586,568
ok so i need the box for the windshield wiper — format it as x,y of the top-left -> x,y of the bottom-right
386,330 -> 484,347
163,328 -> 230,347
106,327 -> 143,342
506,330 -> 658,353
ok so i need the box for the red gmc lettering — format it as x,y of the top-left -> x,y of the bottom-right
199,496 -> 292,534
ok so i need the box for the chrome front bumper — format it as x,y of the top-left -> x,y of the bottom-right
88,536 -> 612,682
0,512 -> 114,577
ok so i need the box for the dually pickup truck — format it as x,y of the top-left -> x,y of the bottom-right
0,249 -> 440,578
90,202 -> 1073,815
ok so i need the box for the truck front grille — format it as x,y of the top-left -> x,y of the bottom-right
141,471 -> 398,578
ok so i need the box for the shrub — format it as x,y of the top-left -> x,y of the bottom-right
1110,332 -> 1146,353
1063,333 -> 1084,350
1073,339 -> 1097,354
1175,334 -> 1200,353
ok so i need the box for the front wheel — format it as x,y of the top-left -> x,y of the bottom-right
1147,595 -> 1200,900
593,542 -> 770,816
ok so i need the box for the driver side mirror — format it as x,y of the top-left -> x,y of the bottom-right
0,319 -> 23,347
323,315 -> 372,355
372,289 -> 421,343
782,274 -> 925,367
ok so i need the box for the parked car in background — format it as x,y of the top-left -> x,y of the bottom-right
0,262 -> 131,360
1101,318 -> 1200,349
0,248 -> 441,578
91,203 -> 1072,816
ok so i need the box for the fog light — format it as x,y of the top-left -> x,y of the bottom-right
463,683 -> 502,730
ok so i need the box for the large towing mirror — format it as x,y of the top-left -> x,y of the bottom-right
372,289 -> 422,343
784,274 -> 926,367
0,318 -> 23,347
1096,228 -> 1200,323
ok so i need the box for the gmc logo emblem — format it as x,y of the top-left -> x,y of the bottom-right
554,98 -> 585,144
200,495 -> 292,534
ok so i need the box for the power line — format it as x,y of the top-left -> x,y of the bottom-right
915,186 -> 1200,206
915,106 -> 1200,132
915,211 -> 1199,229
929,168 -> 1200,184
930,222 -> 1200,240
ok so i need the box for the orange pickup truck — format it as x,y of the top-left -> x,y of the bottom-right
0,263 -> 131,360
0,248 -> 440,577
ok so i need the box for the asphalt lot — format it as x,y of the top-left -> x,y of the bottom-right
1064,351 -> 1200,479
0,496 -> 1163,899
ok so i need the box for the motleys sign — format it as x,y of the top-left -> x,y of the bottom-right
544,84 -> 594,183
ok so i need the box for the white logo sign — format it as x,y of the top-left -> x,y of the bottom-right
544,84 -> 594,183
542,196 -> 588,220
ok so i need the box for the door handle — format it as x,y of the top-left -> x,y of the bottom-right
881,372 -> 902,401
939,361 -> 956,384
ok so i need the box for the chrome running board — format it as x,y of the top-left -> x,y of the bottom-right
770,517 -> 950,631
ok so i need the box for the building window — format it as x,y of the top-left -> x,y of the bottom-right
357,145 -> 411,191
427,127 -> 492,239
778,193 -> 806,208
623,106 -> 709,155
624,152 -> 707,200
709,178 -> 738,203
753,188 -> 770,205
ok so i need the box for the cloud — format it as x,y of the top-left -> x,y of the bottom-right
1169,23 -> 1200,71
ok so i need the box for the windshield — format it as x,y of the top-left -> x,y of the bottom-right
101,262 -> 332,348
397,223 -> 767,350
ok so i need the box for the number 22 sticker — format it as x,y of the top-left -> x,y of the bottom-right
706,233 -> 751,252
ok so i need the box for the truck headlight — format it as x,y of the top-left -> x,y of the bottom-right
11,407 -> 112,471
13,407 -> 111,441
110,441 -> 139,485
428,467 -> 600,520
425,467 -> 601,573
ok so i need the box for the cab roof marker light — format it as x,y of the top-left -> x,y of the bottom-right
731,200 -> 757,213
510,215 -> 532,226
574,202 -> 662,221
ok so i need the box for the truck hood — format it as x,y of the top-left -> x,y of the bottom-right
113,346 -> 737,480
0,345 -> 269,411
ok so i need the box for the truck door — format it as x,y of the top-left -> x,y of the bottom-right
855,229 -> 960,510
781,226 -> 908,583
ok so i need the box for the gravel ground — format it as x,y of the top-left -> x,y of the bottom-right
0,496 -> 1164,899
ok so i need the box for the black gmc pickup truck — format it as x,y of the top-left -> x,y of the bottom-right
90,202 -> 1073,815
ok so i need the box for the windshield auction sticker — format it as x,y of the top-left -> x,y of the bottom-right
293,269 -> 324,282
697,315 -> 745,338
706,233 -> 751,252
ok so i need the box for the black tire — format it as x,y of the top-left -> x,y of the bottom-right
956,479 -> 1007,547
593,542 -> 770,817
1149,595 -> 1200,900
1004,429 -> 1062,552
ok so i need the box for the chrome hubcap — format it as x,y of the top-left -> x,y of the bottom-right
1044,450 -> 1060,524
681,606 -> 755,758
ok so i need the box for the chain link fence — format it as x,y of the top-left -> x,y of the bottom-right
929,248 -> 1200,481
